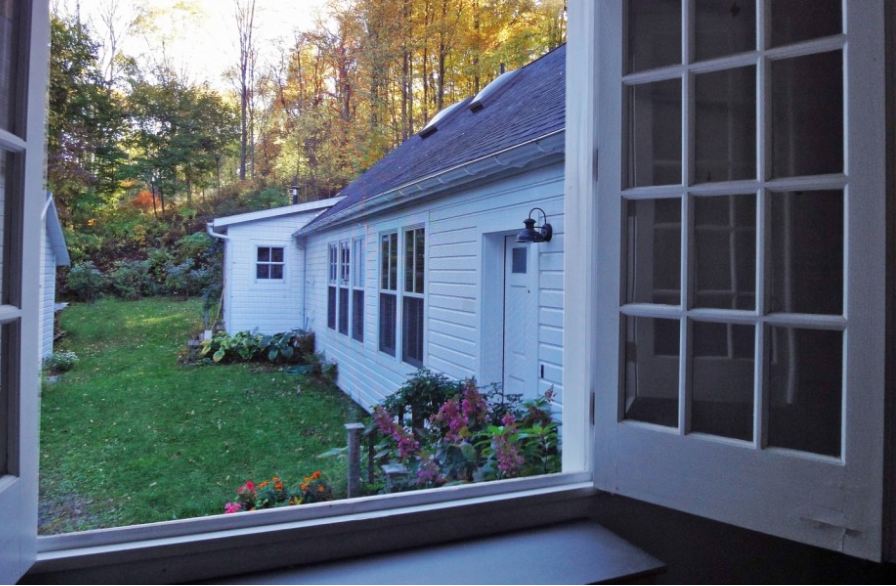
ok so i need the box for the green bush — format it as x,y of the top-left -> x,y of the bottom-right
145,248 -> 174,291
199,329 -> 316,365
66,261 -> 106,301
44,350 -> 79,373
108,260 -> 151,299
383,368 -> 464,430
174,232 -> 214,264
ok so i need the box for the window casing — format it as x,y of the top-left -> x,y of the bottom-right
351,237 -> 364,342
327,243 -> 337,330
256,246 -> 284,280
338,241 -> 350,335
402,227 -> 424,367
379,232 -> 398,356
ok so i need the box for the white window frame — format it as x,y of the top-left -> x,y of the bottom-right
351,236 -> 364,343
254,245 -> 284,281
581,0 -> 888,561
401,225 -> 425,368
378,230 -> 399,356
337,239 -> 350,335
327,242 -> 337,330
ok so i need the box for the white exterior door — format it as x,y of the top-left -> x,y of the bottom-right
592,0 -> 887,560
0,0 -> 50,582
503,236 -> 537,399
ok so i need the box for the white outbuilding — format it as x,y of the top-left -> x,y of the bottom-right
40,196 -> 70,359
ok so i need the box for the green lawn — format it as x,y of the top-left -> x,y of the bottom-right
39,297 -> 361,534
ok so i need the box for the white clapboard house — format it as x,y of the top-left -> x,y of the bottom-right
211,46 -> 566,412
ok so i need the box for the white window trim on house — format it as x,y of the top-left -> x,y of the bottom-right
351,236 -> 364,343
378,229 -> 399,357
401,225 -> 425,368
254,245 -> 285,281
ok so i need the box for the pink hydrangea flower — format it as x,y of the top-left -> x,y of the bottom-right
224,501 -> 242,514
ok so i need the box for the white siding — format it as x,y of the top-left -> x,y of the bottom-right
222,210 -> 323,335
38,229 -> 56,358
305,162 -> 565,413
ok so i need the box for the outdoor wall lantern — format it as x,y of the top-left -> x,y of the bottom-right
516,207 -> 553,243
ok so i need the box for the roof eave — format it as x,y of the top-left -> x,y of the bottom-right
211,196 -> 345,228
295,129 -> 565,238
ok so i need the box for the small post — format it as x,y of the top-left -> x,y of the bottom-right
345,423 -> 365,498
381,463 -> 408,493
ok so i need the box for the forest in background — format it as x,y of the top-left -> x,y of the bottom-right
49,0 -> 566,300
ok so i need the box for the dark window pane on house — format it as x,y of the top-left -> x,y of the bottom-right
271,248 -> 283,263
257,247 -> 270,262
767,326 -> 842,457
691,321 -> 754,441
695,66 -> 756,182
352,290 -> 364,342
380,236 -> 389,289
270,264 -> 283,280
405,229 -> 415,292
0,0 -> 18,132
627,0 -> 681,73
771,51 -> 843,178
402,296 -> 424,367
0,323 -> 7,473
695,0 -> 756,61
379,293 -> 396,355
256,264 -> 269,279
328,287 -> 337,329
770,0 -> 841,47
769,190 -> 843,315
389,233 -> 398,289
693,195 -> 756,310
338,287 -> 349,335
415,229 -> 425,293
512,247 -> 527,274
625,198 -> 681,304
626,79 -> 682,187
623,316 -> 679,428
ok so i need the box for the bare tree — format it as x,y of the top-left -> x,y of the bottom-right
234,0 -> 256,181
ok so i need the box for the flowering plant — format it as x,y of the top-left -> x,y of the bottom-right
223,472 -> 333,513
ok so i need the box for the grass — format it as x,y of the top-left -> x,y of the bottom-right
39,297 -> 362,534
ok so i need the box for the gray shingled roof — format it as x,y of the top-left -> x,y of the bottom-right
303,43 -> 565,231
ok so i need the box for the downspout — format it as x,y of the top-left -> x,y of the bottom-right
206,223 -> 230,332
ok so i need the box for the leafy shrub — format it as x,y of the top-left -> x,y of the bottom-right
223,471 -> 333,513
199,329 -> 316,365
365,379 -> 560,492
66,261 -> 105,301
164,259 -> 213,297
145,248 -> 174,291
383,369 -> 463,431
44,350 -> 79,373
108,260 -> 151,299
174,232 -> 214,264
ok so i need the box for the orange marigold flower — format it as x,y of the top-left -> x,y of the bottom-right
258,481 -> 269,489
311,471 -> 321,480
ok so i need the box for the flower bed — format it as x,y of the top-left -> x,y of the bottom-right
224,471 -> 334,513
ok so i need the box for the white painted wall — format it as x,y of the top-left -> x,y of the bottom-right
38,228 -> 57,359
222,210 -> 324,335
304,161 -> 565,414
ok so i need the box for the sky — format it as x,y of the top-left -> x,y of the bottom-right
59,0 -> 332,90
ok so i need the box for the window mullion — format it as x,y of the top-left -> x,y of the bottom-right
679,0 -> 693,435
754,0 -> 769,449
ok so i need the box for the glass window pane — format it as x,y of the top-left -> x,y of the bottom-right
402,296 -> 424,367
626,79 -> 682,187
380,236 -> 389,289
270,264 -> 283,280
627,0 -> 681,73
389,233 -> 398,290
770,0 -> 841,48
379,292 -> 396,355
404,229 -> 414,292
691,321 -> 754,441
512,247 -> 527,274
623,316 -> 679,428
352,289 -> 364,342
257,247 -> 269,262
271,248 -> 283,263
767,326 -> 842,457
256,264 -> 269,279
695,66 -> 756,183
338,287 -> 349,335
328,287 -> 336,329
695,0 -> 756,61
693,195 -> 756,310
415,229 -> 425,293
0,0 -> 19,132
768,190 -> 843,315
771,51 -> 843,178
0,151 -> 7,300
0,323 -> 6,473
625,198 -> 681,304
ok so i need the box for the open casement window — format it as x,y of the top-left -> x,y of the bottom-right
338,240 -> 350,335
402,227 -> 424,367
591,0 -> 887,559
327,243 -> 337,330
379,232 -> 398,355
0,0 -> 49,582
351,237 -> 364,342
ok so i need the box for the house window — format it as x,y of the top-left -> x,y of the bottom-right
327,243 -> 337,330
379,232 -> 398,355
402,227 -> 424,367
352,237 -> 364,342
590,0 -> 887,558
338,241 -> 350,335
256,246 -> 284,280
